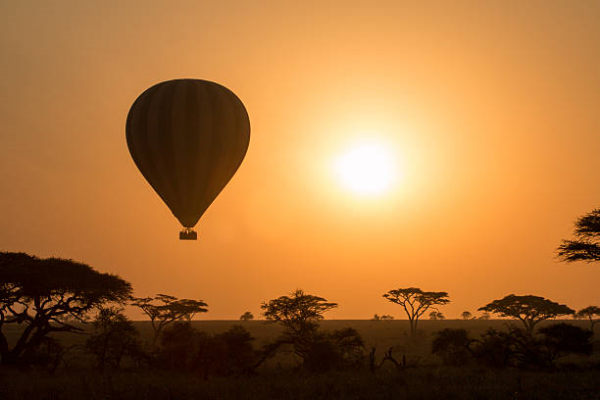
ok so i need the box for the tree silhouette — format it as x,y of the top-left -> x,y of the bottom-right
261,289 -> 337,361
0,252 -> 131,365
372,314 -> 393,321
557,208 -> 600,263
239,311 -> 254,321
85,307 -> 142,370
429,311 -> 445,320
538,323 -> 593,365
431,328 -> 472,366
158,322 -> 256,377
461,311 -> 473,320
383,287 -> 450,337
131,294 -> 208,346
478,294 -> 574,336
575,306 -> 600,334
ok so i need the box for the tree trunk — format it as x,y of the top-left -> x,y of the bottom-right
409,318 -> 417,338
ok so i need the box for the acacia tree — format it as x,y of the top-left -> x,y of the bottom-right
575,306 -> 600,334
383,287 -> 450,337
85,307 -> 142,370
461,311 -> 473,320
558,208 -> 600,263
0,252 -> 132,365
131,294 -> 208,346
239,311 -> 254,321
261,289 -> 338,361
429,311 -> 445,320
478,294 -> 574,337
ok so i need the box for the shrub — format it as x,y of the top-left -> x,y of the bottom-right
158,322 -> 257,377
471,323 -> 593,369
431,328 -> 472,366
85,307 -> 143,370
538,323 -> 593,364
304,328 -> 365,372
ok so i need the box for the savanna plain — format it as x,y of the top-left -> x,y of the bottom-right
1,319 -> 599,400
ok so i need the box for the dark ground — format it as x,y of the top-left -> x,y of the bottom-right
1,320 -> 598,400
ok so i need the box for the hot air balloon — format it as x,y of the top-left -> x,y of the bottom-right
126,79 -> 250,240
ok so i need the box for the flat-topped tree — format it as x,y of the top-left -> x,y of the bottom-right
478,294 -> 574,336
131,294 -> 208,345
558,208 -> 600,263
0,252 -> 132,365
383,287 -> 450,337
262,289 -> 337,336
261,289 -> 338,360
575,306 -> 600,334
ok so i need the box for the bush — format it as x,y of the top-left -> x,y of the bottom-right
214,325 -> 256,375
431,328 -> 472,366
471,323 -> 593,369
472,328 -> 514,368
85,307 -> 143,370
20,337 -> 65,372
303,328 -> 365,372
158,322 -> 257,377
538,323 -> 593,364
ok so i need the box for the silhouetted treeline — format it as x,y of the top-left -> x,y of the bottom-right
1,250 -> 599,379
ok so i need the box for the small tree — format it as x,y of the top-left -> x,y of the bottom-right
575,306 -> 600,334
380,315 -> 394,321
429,311 -> 445,320
461,311 -> 473,320
239,311 -> 254,321
478,294 -> 574,337
303,327 -> 364,372
131,294 -> 208,345
538,323 -> 593,365
383,287 -> 450,337
479,311 -> 491,320
557,208 -> 600,263
85,307 -> 142,370
261,289 -> 337,362
0,252 -> 132,365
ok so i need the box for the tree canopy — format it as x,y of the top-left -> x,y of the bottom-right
0,252 -> 132,364
131,294 -> 208,345
261,289 -> 338,361
557,208 -> 600,263
261,289 -> 337,336
478,294 -> 574,336
383,287 -> 450,337
575,306 -> 600,333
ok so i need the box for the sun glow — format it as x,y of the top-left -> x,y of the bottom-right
333,140 -> 398,196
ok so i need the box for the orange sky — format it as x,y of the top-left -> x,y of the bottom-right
1,1 -> 599,319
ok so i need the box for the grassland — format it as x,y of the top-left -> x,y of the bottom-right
1,320 -> 599,400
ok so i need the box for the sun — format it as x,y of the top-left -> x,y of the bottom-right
333,140 -> 397,196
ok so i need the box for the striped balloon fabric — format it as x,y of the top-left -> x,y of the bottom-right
126,79 -> 250,239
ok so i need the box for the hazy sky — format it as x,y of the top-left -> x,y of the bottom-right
1,1 -> 599,319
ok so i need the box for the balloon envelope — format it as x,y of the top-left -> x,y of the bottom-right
126,79 -> 250,237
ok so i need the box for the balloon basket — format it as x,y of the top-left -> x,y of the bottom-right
179,228 -> 197,240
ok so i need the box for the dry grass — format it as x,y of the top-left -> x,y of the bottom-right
1,320 -> 599,399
